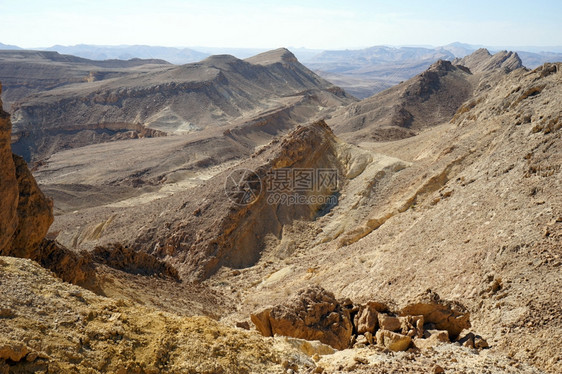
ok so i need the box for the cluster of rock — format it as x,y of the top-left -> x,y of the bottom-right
251,286 -> 488,352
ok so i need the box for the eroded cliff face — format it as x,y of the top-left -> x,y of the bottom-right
0,83 -> 18,254
146,120 -> 347,280
9,154 -> 54,258
0,83 -> 53,259
0,82 -> 99,291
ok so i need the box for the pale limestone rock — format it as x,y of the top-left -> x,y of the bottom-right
282,337 -> 336,356
378,313 -> 402,332
376,330 -> 412,352
400,289 -> 470,340
414,330 -> 450,350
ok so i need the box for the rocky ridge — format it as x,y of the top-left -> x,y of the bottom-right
452,48 -> 523,73
328,49 -> 523,144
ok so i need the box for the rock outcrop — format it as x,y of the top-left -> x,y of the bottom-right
148,119 -> 347,280
91,243 -> 179,280
0,84 -> 53,258
328,59 -> 475,143
251,286 -> 354,350
453,48 -> 523,73
0,83 -> 97,291
8,154 -> 53,258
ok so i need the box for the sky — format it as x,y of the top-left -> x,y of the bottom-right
1,0 -> 561,50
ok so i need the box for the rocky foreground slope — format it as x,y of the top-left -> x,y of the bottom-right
2,256 -> 544,373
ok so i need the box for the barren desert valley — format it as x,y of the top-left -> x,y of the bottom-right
0,10 -> 561,374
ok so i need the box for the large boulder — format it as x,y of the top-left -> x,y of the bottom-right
400,289 -> 470,340
251,286 -> 353,350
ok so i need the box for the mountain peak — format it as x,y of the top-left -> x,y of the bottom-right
472,48 -> 492,57
428,59 -> 456,72
201,54 -> 240,65
245,48 -> 298,66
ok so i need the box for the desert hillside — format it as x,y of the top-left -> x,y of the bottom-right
327,49 -> 523,143
0,47 -> 560,373
7,48 -> 353,162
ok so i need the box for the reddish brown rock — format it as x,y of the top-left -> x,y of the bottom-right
9,154 -> 53,258
0,83 -> 18,254
251,286 -> 353,350
0,83 -> 53,259
251,308 -> 273,337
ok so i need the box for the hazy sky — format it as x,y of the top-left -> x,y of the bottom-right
1,0 -> 561,49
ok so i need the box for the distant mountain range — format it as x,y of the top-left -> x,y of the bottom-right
43,44 -> 209,65
0,42 -> 22,50
303,43 -> 562,98
1,42 -> 562,100
2,41 -> 561,65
